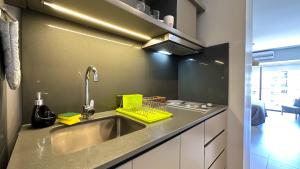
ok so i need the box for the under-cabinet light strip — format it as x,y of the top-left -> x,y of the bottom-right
158,50 -> 172,55
214,60 -> 224,65
47,24 -> 133,47
42,0 -> 152,41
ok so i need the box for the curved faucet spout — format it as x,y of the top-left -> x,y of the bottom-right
85,65 -> 99,82
83,65 -> 99,119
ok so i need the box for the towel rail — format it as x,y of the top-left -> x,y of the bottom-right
0,7 -> 17,22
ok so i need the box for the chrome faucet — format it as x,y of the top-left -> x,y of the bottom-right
82,65 -> 99,119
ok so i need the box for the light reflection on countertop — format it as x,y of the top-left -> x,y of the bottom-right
7,106 -> 227,169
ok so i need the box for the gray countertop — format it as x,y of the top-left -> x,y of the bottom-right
7,106 -> 227,169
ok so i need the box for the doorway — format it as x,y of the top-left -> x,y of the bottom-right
250,0 -> 300,168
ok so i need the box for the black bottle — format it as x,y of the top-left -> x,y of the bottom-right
31,92 -> 56,128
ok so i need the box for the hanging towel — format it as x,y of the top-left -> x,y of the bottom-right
0,17 -> 21,89
0,33 -> 5,80
0,19 -> 10,81
8,21 -> 21,89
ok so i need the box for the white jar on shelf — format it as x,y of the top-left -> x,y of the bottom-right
136,0 -> 146,12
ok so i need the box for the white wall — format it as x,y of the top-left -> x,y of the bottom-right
197,0 -> 252,168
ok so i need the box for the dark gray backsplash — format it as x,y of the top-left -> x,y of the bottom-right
0,148 -> 8,169
21,10 -> 179,124
178,43 -> 229,104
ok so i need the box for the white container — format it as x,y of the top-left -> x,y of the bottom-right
163,15 -> 175,28
136,0 -> 146,12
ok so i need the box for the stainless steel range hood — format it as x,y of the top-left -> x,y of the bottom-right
142,33 -> 203,56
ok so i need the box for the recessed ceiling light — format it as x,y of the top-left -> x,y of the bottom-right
158,50 -> 172,55
199,62 -> 208,66
214,60 -> 224,64
187,58 -> 196,61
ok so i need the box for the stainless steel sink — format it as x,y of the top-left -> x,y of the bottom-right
50,115 -> 146,155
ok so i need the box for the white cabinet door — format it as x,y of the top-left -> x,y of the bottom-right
115,161 -> 132,169
177,0 -> 197,38
180,123 -> 205,169
132,136 -> 180,169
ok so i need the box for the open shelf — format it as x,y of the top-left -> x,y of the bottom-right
23,0 -> 204,47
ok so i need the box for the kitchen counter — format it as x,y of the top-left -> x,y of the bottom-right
7,106 -> 227,169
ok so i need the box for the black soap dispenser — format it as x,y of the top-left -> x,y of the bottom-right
31,92 -> 56,128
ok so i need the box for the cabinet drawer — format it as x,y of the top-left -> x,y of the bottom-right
209,150 -> 226,169
205,132 -> 226,169
205,112 -> 226,144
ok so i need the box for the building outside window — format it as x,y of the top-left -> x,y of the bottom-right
252,63 -> 300,111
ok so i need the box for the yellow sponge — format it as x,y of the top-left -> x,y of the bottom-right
58,112 -> 81,120
58,118 -> 80,125
57,112 -> 81,125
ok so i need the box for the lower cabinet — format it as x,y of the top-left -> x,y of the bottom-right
115,161 -> 132,169
205,111 -> 226,144
209,151 -> 226,169
114,112 -> 226,169
205,131 -> 226,169
180,123 -> 205,169
132,136 -> 181,169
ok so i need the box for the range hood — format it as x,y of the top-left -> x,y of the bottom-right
142,33 -> 203,56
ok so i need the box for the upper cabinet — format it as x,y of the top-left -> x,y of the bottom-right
6,0 -> 206,55
177,0 -> 197,38
144,0 -> 204,38
4,0 -> 27,8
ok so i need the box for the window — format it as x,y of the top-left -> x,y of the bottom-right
252,64 -> 300,111
251,66 -> 261,101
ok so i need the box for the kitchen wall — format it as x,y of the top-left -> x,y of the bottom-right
0,0 -> 22,168
21,10 -> 179,124
197,0 -> 253,169
6,85 -> 22,156
178,43 -> 229,104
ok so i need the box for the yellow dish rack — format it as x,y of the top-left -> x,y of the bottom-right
116,94 -> 172,123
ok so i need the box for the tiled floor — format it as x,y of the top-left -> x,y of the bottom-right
251,111 -> 300,169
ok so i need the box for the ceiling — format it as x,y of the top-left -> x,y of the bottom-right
253,0 -> 300,51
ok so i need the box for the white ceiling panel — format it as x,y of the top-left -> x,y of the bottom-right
253,0 -> 300,51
